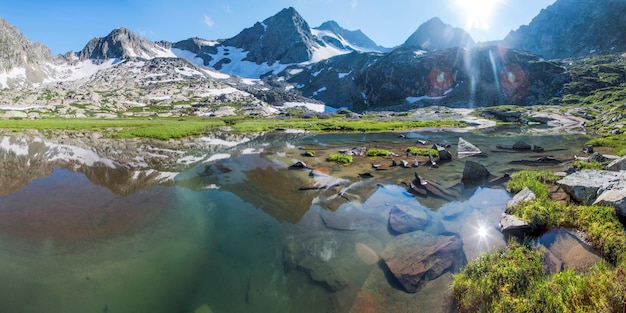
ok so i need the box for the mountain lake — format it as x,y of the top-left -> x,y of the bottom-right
0,126 -> 602,313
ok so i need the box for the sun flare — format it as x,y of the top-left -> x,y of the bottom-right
455,0 -> 500,30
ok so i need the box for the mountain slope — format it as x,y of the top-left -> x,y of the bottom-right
78,27 -> 175,60
502,0 -> 626,59
314,21 -> 388,53
402,17 -> 475,50
0,18 -> 53,87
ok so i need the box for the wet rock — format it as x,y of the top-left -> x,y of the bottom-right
310,167 -> 331,177
355,243 -> 379,265
588,152 -> 609,163
557,170 -> 623,204
541,229 -> 602,272
388,204 -> 431,234
461,161 -> 490,186
583,145 -> 594,154
372,162 -> 389,170
412,159 -> 419,167
432,144 -> 452,161
512,141 -> 532,150
539,245 -> 563,274
340,146 -> 366,156
607,156 -> 626,171
457,137 -> 482,158
438,202 -> 466,220
359,172 -> 374,178
400,159 -> 409,168
506,187 -> 536,210
380,231 -> 462,293
532,145 -> 544,152
289,161 -> 307,169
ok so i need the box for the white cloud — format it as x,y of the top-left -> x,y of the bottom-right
223,4 -> 231,12
351,0 -> 358,8
137,28 -> 155,37
202,15 -> 215,28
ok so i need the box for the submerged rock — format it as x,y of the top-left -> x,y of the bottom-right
380,231 -> 462,293
388,204 -> 431,234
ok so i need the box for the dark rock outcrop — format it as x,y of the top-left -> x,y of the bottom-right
502,0 -> 626,59
462,161 -> 491,186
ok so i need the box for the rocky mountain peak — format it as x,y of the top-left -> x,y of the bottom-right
502,0 -> 626,59
77,26 -> 173,61
222,6 -> 318,64
0,18 -> 52,86
402,17 -> 475,50
315,20 -> 387,52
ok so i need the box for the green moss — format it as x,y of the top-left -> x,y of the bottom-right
365,148 -> 392,157
328,154 -> 353,164
573,160 -> 606,170
587,134 -> 626,156
406,146 -> 438,156
305,149 -> 315,156
507,170 -> 559,199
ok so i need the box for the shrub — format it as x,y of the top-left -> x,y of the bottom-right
406,146 -> 438,156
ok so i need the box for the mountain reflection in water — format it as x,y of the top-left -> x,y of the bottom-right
0,129 -> 592,313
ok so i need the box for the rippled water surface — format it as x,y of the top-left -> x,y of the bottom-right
0,128 -> 596,313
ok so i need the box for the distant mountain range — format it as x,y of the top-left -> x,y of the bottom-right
1,0 -> 625,113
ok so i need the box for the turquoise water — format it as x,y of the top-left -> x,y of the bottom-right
0,129 -> 593,312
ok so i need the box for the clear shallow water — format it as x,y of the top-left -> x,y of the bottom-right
0,129 -> 595,313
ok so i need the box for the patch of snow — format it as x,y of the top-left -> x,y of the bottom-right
313,87 -> 327,96
240,78 -> 259,85
0,67 -> 26,88
414,50 -> 427,57
285,85 -> 295,91
44,59 -> 118,83
172,48 -> 206,66
208,46 -> 289,78
283,101 -> 327,113
312,69 -> 323,77
200,137 -> 251,147
177,155 -> 206,165
204,184 -> 221,190
288,69 -> 303,75
338,71 -> 352,79
199,87 -> 250,97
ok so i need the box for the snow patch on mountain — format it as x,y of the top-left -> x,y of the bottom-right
0,67 -> 26,88
209,46 -> 289,78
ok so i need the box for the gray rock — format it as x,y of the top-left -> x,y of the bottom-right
388,204 -> 431,234
380,231 -> 462,293
606,156 -> 626,171
433,144 -> 452,161
499,213 -> 532,238
512,141 -> 532,150
557,170 -> 623,204
506,187 -> 536,210
457,137 -> 482,158
462,161 -> 490,185
539,245 -> 563,274
594,178 -> 626,217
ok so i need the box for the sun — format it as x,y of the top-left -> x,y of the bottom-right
455,0 -> 501,30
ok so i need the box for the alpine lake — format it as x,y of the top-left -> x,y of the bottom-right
0,124 -> 603,313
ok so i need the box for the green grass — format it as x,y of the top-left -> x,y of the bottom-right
507,170 -> 560,199
406,146 -> 438,156
454,242 -> 626,313
573,160 -> 606,170
328,154 -> 353,164
229,117 -> 465,132
587,134 -> 626,156
0,117 -> 225,140
455,168 -> 626,312
365,148 -> 392,157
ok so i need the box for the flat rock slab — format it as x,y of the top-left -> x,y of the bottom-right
380,231 -> 462,293
557,170 -> 623,204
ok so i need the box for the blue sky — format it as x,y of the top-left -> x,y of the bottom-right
0,0 -> 556,55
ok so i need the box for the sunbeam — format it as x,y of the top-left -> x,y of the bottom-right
455,0 -> 501,30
